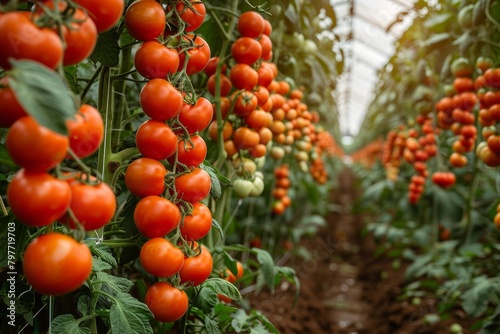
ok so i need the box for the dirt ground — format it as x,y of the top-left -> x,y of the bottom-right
249,167 -> 477,334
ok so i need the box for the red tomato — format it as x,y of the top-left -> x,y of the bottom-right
0,12 -> 63,70
207,73 -> 232,97
245,109 -> 271,130
257,63 -> 274,87
231,37 -> 262,65
230,63 -> 258,91
135,41 -> 180,79
203,57 -> 227,76
225,261 -> 244,283
125,158 -> 167,197
23,233 -> 92,295
233,90 -> 258,117
258,34 -> 272,60
0,77 -> 27,128
263,19 -> 272,36
7,170 -> 71,227
233,126 -> 260,149
179,244 -> 213,286
175,0 -> 206,32
145,282 -> 189,322
180,202 -> 212,241
136,120 -> 178,160
237,11 -> 264,38
66,104 -> 104,158
140,238 -> 184,277
140,79 -> 183,121
170,135 -> 207,167
124,0 -> 165,41
134,196 -> 181,238
6,116 -> 68,171
175,168 -> 211,203
74,0 -> 124,32
64,178 -> 116,230
179,35 -> 211,75
178,97 -> 213,134
63,8 -> 97,66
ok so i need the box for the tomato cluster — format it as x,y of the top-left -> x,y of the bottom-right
271,165 -> 292,215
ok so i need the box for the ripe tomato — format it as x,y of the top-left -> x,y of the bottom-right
254,86 -> 270,106
140,238 -> 184,277
0,77 -> 27,128
63,178 -> 116,230
180,202 -> 212,241
204,57 -> 227,76
6,116 -> 68,171
136,120 -> 178,160
0,12 -> 63,70
171,135 -> 207,167
179,244 -> 213,286
175,0 -> 206,32
233,90 -> 258,116
125,158 -> 167,197
263,19 -> 272,36
134,196 -> 181,238
140,79 -> 183,121
145,282 -> 189,322
63,8 -> 97,66
74,0 -> 124,32
487,135 -> 500,155
208,120 -> 233,141
258,34 -> 272,60
175,168 -> 211,203
245,109 -> 271,130
8,170 -> 71,226
233,126 -> 260,149
23,233 -> 92,296
230,63 -> 258,91
257,63 -> 274,87
231,37 -> 262,65
225,261 -> 244,283
124,0 -> 165,41
66,104 -> 104,159
179,35 -> 211,75
238,11 -> 264,38
449,152 -> 467,167
207,73 -> 232,97
178,97 -> 213,134
135,41 -> 180,79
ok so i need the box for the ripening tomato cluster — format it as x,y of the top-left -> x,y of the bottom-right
271,165 -> 292,215
431,171 -> 456,189
122,0 -> 219,323
381,130 -> 404,181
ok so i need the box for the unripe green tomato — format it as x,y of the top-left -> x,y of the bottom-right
249,177 -> 264,197
233,179 -> 253,199
295,151 -> 309,162
254,171 -> 264,180
299,161 -> 308,173
283,145 -> 292,154
450,323 -> 463,334
270,146 -> 285,160
255,156 -> 266,169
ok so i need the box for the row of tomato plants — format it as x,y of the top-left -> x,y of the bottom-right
0,0 -> 341,333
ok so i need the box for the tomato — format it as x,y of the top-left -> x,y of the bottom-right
451,57 -> 473,78
233,90 -> 258,117
258,34 -> 272,60
254,86 -> 270,106
480,146 -> 500,167
207,73 -> 232,97
257,63 -> 274,87
175,168 -> 211,203
136,120 -> 177,160
23,233 -> 92,296
277,81 -> 291,95
233,126 -> 260,149
0,77 -> 27,128
204,57 -> 227,76
212,96 -> 231,120
249,143 -> 266,158
74,0 -> 124,32
66,104 -> 104,159
180,202 -> 212,241
178,97 -> 213,134
140,79 -> 183,121
245,109 -> 271,130
484,68 -> 500,89
140,238 -> 184,277
0,12 -> 63,70
145,282 -> 189,322
224,140 -> 238,158
124,0 -> 165,41
489,104 -> 500,121
487,135 -> 500,155
238,11 -> 264,38
64,178 -> 116,230
231,37 -> 262,65
263,19 -> 272,36
6,116 -> 68,171
179,35 -> 211,75
175,0 -> 206,32
453,77 -> 474,93
171,135 -> 207,167
8,170 -> 71,227
432,171 -> 456,189
225,261 -> 244,283
134,196 -> 181,238
259,127 -> 272,145
230,63 -> 258,91
449,152 -> 467,167
125,158 -> 167,197
179,244 -> 213,286
63,8 -> 97,66
208,120 -> 233,141
135,41 -> 180,79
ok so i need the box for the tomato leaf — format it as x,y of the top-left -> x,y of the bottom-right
0,219 -> 28,268
90,29 -> 121,67
92,257 -> 113,272
94,272 -> 134,294
64,65 -> 82,94
192,287 -> 218,313
222,251 -> 238,276
9,60 -> 77,135
214,303 -> 238,327
204,315 -> 221,334
87,243 -> 118,269
212,219 -> 224,240
109,292 -> 153,334
201,162 -> 222,200
202,278 -> 242,302
252,248 -> 275,292
249,310 -> 279,334
51,314 -> 92,334
77,295 -> 90,316
276,266 -> 300,306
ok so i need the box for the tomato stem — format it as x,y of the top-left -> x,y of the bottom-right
0,194 -> 8,216
96,67 -> 114,184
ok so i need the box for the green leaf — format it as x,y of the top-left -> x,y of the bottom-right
88,243 -> 118,269
0,220 -> 28,268
201,162 -> 222,200
94,271 -> 134,294
276,266 -> 300,305
92,257 -> 113,272
0,144 -> 15,169
51,314 -> 91,334
214,303 -> 238,327
9,60 -> 77,135
461,276 -> 500,317
222,251 -> 238,276
202,278 -> 242,302
424,33 -> 452,53
423,13 -> 453,32
90,30 -> 121,67
64,65 -> 81,94
109,292 -> 153,334
204,315 -> 221,334
252,249 -> 275,292
249,310 -> 279,334
77,295 -> 90,316
192,286 -> 218,313
212,219 -> 224,240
